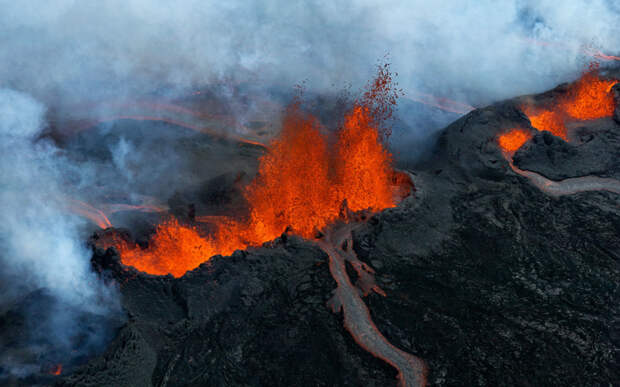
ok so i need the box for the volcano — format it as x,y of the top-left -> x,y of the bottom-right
1,65 -> 619,387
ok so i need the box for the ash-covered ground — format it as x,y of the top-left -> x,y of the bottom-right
2,79 -> 619,386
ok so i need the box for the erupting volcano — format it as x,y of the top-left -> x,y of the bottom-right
103,67 -> 407,278
4,3 -> 620,386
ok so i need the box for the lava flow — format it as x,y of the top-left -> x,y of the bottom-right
100,66 -> 424,387
318,221 -> 427,387
103,66 -> 409,278
499,66 -> 617,155
67,199 -> 112,229
521,67 -> 617,140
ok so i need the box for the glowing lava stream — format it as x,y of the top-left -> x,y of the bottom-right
317,221 -> 427,387
508,161 -> 620,196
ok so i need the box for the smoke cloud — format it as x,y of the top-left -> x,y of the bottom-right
0,89 -> 121,377
1,0 -> 618,162
0,0 -> 618,106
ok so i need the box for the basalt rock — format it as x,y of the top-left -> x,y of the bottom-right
513,121 -> 620,180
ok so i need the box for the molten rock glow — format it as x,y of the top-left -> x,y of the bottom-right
498,129 -> 533,153
112,218 -> 220,277
522,69 -> 617,139
107,69 -> 403,277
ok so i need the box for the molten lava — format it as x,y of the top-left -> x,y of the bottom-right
562,71 -> 617,120
498,129 -> 533,153
105,67 -> 407,277
48,364 -> 62,376
111,218 -> 222,277
522,69 -> 617,140
243,103 -> 336,240
333,105 -> 394,212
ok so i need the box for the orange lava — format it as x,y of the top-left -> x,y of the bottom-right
333,105 -> 394,212
522,69 -> 617,140
243,103 -> 337,240
49,364 -> 62,376
498,129 -> 533,153
563,71 -> 617,120
111,218 -> 222,277
106,67 -> 406,277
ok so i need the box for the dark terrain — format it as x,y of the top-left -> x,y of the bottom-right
1,80 -> 619,386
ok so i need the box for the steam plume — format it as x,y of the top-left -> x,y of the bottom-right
0,89 -> 120,376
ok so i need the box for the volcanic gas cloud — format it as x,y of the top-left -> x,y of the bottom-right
104,66 -> 406,277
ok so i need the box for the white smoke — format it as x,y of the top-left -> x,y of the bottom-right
0,0 -> 618,108
0,89 -> 120,376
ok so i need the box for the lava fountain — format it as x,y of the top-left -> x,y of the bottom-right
103,65 -> 410,278
99,66 -> 425,386
521,65 -> 617,140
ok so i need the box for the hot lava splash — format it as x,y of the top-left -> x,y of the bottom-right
103,66 -> 407,278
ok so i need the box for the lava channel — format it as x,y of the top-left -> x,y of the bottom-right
509,162 -> 620,196
317,219 -> 427,387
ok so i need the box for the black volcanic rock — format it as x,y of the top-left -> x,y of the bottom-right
59,237 -> 398,386
613,82 -> 620,124
351,103 -> 620,385
513,120 -> 620,180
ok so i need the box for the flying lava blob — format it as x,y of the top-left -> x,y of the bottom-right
104,66 -> 409,277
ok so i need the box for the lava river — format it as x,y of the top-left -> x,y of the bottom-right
318,217 -> 428,387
